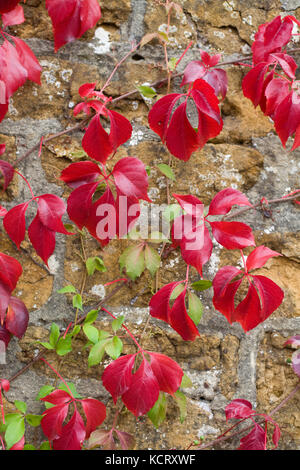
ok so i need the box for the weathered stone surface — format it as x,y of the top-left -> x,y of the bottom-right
257,332 -> 300,449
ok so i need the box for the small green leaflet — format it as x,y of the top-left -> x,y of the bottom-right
147,392 -> 167,428
188,292 -> 203,326
180,373 -> 193,389
4,414 -> 25,449
83,324 -> 100,344
73,293 -> 83,311
162,204 -> 181,222
55,336 -> 72,356
59,382 -> 82,399
26,414 -> 43,427
157,163 -> 175,181
84,309 -> 99,325
111,315 -> 125,332
144,245 -> 161,277
57,285 -> 76,294
174,390 -> 187,424
88,339 -> 110,366
49,323 -> 60,347
14,400 -> 27,414
105,336 -> 123,360
168,57 -> 177,71
36,385 -> 55,401
137,85 -> 157,99
86,256 -> 106,276
170,283 -> 185,301
119,244 -> 145,281
191,280 -> 212,291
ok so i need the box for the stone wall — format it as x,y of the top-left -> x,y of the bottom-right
0,0 -> 299,450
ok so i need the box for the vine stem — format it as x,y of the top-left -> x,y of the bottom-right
39,357 -> 74,398
195,382 -> 300,450
0,388 -> 5,425
101,306 -> 143,352
223,193 -> 300,220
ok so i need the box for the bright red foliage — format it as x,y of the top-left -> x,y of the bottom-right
45,0 -> 101,52
212,246 -> 284,332
102,352 -> 183,417
40,388 -> 106,450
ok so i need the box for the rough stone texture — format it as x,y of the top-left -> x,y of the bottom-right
0,0 -> 299,451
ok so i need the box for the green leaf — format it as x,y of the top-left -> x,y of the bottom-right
148,392 -> 167,428
170,283 -> 185,300
105,336 -> 123,360
86,257 -> 106,276
59,382 -> 82,399
88,339 -> 110,366
180,373 -> 193,389
24,444 -> 36,450
39,441 -> 51,450
119,244 -> 145,281
162,204 -> 181,222
83,324 -> 99,344
158,31 -> 169,42
49,322 -> 60,347
71,325 -> 81,337
145,165 -> 151,176
191,280 -> 212,291
188,292 -> 203,326
84,309 -> 99,325
137,85 -> 157,99
55,336 -> 72,356
73,294 -> 83,311
174,390 -> 187,424
26,414 -> 42,427
144,245 -> 161,277
5,415 -> 25,449
98,330 -> 111,341
14,400 -> 27,414
57,285 -> 76,294
157,163 -> 175,181
64,223 -> 75,233
111,315 -> 125,333
36,341 -> 54,350
36,385 -> 55,401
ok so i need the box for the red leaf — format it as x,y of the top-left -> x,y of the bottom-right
202,69 -> 228,101
67,181 -> 100,230
0,159 -> 14,191
251,275 -> 284,322
107,109 -> 132,153
3,202 -> 29,248
0,281 -> 12,325
78,82 -> 97,97
0,144 -> 5,156
41,403 -> 70,441
163,101 -> 200,161
270,53 -> 297,79
264,77 -> 290,118
148,352 -> 183,395
52,408 -> 86,450
84,186 -> 116,245
114,430 -> 134,450
273,90 -> 300,148
0,325 -> 11,349
80,398 -> 106,439
82,114 -> 113,163
5,297 -> 28,339
210,220 -> 255,250
172,193 -> 204,218
0,0 -> 21,14
208,188 -> 252,216
234,282 -> 263,332
181,61 -> 206,86
242,63 -> 270,108
60,161 -> 102,188
121,358 -> 160,417
252,16 -> 293,64
212,266 -> 243,324
149,281 -> 181,323
12,37 -> 42,85
1,4 -> 24,27
102,354 -> 136,404
246,245 -> 281,271
225,399 -> 254,421
0,205 -> 7,217
41,389 -> 73,405
38,194 -> 72,234
0,103 -> 8,123
148,93 -> 182,142
284,335 -> 300,348
180,223 -> 213,276
169,289 -> 200,341
0,39 -> 27,100
115,192 -> 141,240
45,0 -> 101,52
112,157 -> 150,202
28,213 -> 56,265
0,252 -> 23,292
238,423 -> 266,450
